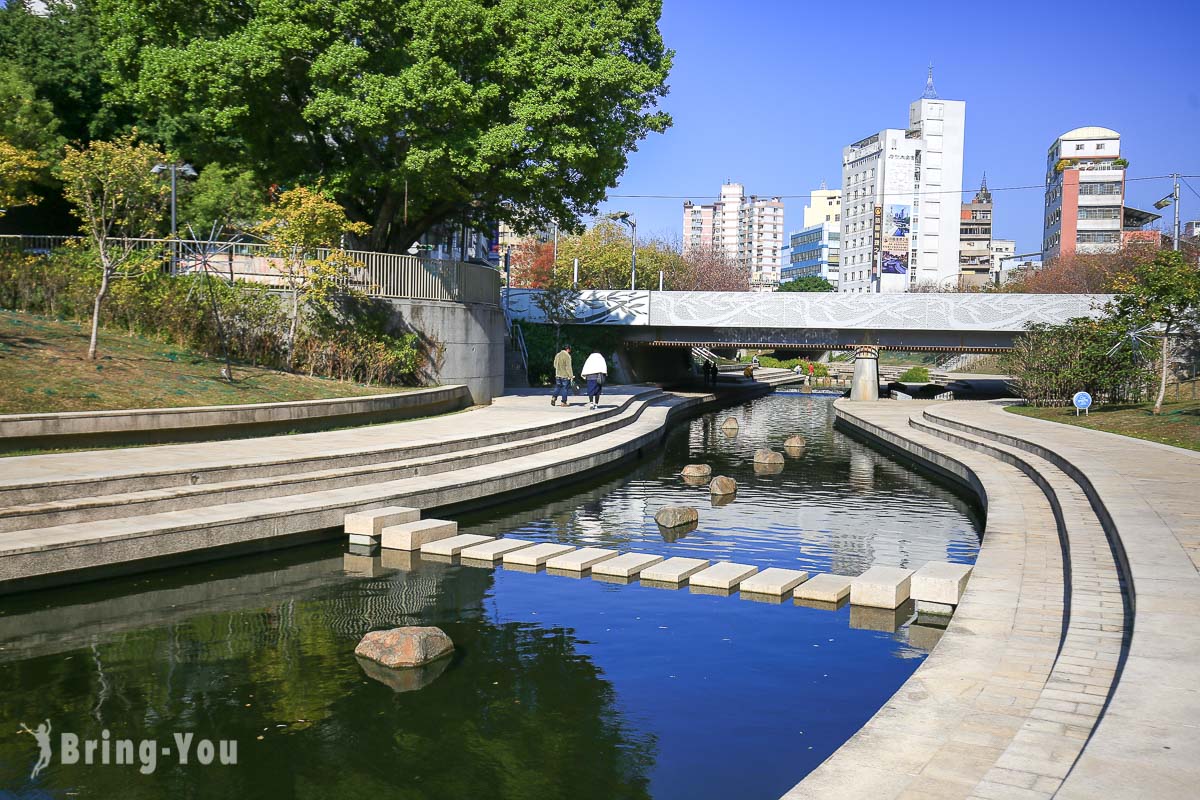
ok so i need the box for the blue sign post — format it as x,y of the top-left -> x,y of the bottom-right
1072,391 -> 1092,417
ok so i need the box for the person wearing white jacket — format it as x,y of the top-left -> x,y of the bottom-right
581,351 -> 608,410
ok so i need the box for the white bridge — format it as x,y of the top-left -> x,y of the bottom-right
503,289 -> 1112,352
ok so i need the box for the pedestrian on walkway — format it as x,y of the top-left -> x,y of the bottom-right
552,344 -> 573,406
581,351 -> 608,410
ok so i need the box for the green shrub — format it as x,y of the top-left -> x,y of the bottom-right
898,366 -> 931,382
745,355 -> 829,376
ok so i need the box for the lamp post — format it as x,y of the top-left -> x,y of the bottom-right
607,211 -> 637,290
152,162 -> 197,274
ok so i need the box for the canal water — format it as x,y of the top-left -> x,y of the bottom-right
0,394 -> 981,799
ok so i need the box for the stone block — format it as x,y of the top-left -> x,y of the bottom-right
545,547 -> 618,572
639,556 -> 710,585
590,552 -> 664,578
793,573 -> 852,603
458,538 -> 535,563
503,542 -> 576,567
420,533 -> 494,557
344,506 -> 421,538
381,519 -> 458,551
738,567 -> 809,596
689,561 -> 758,590
850,565 -> 915,609
916,600 -> 955,616
911,561 -> 973,606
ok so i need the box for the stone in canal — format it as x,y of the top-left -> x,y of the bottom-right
355,626 -> 454,669
655,506 -> 699,530
639,556 -> 710,585
911,562 -> 972,606
345,506 -> 421,545
709,475 -> 738,496
721,417 -> 739,431
381,519 -> 458,551
681,464 -> 713,479
420,533 -> 495,557
753,449 -> 784,465
850,565 -> 915,609
458,538 -> 535,563
738,567 -> 809,597
545,547 -> 619,572
591,552 -> 664,578
784,435 -> 807,450
503,542 -> 576,567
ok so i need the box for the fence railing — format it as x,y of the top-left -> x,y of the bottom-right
0,234 -> 501,307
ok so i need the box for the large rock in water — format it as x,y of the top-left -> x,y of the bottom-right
784,435 -> 807,450
655,506 -> 699,529
681,464 -> 713,479
753,448 -> 784,465
721,417 -> 739,431
355,626 -> 454,668
709,475 -> 738,496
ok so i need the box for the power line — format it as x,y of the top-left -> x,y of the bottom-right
609,174 -> 1182,203
1180,176 -> 1200,203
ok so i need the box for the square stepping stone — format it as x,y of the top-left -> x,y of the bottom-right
794,573 -> 852,603
420,533 -> 494,557
591,552 -> 663,578
850,566 -> 915,609
639,557 -> 710,585
911,562 -> 972,606
345,506 -> 421,545
459,538 -> 535,563
381,519 -> 457,551
503,543 -> 576,567
689,562 -> 758,591
738,568 -> 809,597
545,547 -> 618,572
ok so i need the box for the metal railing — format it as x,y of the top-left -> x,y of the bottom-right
0,234 -> 501,306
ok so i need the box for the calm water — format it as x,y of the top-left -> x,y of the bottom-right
0,394 -> 981,799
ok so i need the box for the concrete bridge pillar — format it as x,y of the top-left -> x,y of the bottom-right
850,345 -> 880,401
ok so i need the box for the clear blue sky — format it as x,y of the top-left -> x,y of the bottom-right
595,0 -> 1200,254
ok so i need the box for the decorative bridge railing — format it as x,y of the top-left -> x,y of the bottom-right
0,234 -> 501,307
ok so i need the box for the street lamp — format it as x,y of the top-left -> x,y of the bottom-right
607,211 -> 637,290
152,161 -> 198,273
1153,175 -> 1181,251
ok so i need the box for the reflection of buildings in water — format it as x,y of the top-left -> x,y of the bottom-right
848,449 -> 876,492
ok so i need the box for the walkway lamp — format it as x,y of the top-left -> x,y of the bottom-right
152,161 -> 197,274
607,211 -> 637,290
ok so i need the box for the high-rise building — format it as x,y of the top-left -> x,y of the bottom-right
1042,127 -> 1127,261
682,182 -> 784,289
781,186 -> 841,286
838,70 -> 965,293
959,175 -> 992,288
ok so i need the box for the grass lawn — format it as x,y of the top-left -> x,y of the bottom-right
1007,396 -> 1200,452
0,311 -> 406,414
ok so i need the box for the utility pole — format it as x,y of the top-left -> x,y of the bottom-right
1174,174 -> 1181,252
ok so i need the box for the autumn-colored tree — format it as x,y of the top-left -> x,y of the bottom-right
58,133 -> 169,359
675,246 -> 749,292
253,186 -> 370,366
1003,251 -> 1139,294
0,138 -> 45,214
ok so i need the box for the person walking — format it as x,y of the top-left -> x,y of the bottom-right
551,344 -> 573,406
581,351 -> 608,410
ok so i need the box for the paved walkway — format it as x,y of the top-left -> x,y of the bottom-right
788,400 -> 1199,800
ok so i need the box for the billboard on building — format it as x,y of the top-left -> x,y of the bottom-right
881,204 -> 911,274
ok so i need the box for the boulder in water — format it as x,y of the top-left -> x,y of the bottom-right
753,448 -> 784,465
681,464 -> 712,479
355,626 -> 454,668
655,506 -> 699,529
709,475 -> 738,496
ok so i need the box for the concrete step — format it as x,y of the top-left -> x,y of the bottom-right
0,389 -> 669,532
0,386 -> 666,508
381,519 -> 458,551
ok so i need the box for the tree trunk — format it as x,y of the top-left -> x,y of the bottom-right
1154,333 -> 1170,415
286,286 -> 300,370
88,267 -> 111,361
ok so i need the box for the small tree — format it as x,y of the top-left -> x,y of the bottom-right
58,134 -> 169,359
253,186 -> 370,366
1110,250 -> 1200,414
776,276 -> 834,293
532,267 -> 581,347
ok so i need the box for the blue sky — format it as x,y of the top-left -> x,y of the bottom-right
595,0 -> 1200,254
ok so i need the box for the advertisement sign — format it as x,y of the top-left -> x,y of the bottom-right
881,204 -> 911,275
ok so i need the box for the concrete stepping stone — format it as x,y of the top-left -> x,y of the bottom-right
458,538 -> 535,563
420,533 -> 494,557
639,557 -> 710,585
738,567 -> 810,597
689,561 -> 758,590
590,552 -> 664,578
381,519 -> 457,551
503,542 -> 576,567
850,565 -> 915,609
345,506 -> 420,545
793,573 -> 852,603
911,561 -> 972,606
545,547 -> 618,572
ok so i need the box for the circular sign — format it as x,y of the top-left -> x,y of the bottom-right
1072,391 -> 1092,410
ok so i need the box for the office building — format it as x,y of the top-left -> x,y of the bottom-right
781,186 -> 841,285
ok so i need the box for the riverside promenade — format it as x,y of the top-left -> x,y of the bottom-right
0,373 -> 798,593
787,399 -> 1200,800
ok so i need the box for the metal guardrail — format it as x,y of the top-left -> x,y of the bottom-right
0,234 -> 501,307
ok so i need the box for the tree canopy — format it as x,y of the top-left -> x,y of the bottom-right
98,0 -> 673,252
777,276 -> 834,292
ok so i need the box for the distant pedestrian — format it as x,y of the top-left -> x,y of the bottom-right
552,344 -> 573,406
807,361 -> 815,386
581,351 -> 608,410
751,355 -> 760,368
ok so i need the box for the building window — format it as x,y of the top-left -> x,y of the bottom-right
1079,182 -> 1122,195
1075,144 -> 1085,151
1096,143 -> 1106,151
1077,231 -> 1120,244
1078,207 -> 1121,220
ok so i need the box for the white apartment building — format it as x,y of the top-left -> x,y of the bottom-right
1042,127 -> 1126,260
682,182 -> 784,289
838,72 -> 966,293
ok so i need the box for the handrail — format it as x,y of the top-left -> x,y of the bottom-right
0,234 -> 501,306
513,321 -> 529,375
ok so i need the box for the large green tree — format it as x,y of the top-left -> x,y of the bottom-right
777,276 -> 834,292
98,0 -> 673,252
